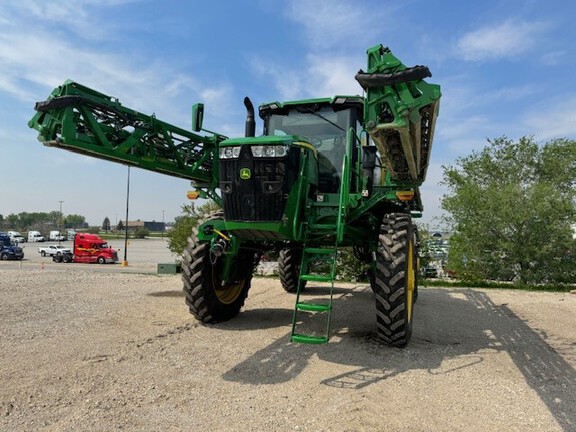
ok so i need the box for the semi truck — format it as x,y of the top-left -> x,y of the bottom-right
52,233 -> 118,264
29,44 -> 440,347
0,233 -> 24,260
49,230 -> 66,241
27,231 -> 45,242
7,231 -> 26,243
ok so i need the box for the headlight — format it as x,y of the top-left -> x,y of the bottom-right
251,145 -> 288,158
219,146 -> 242,159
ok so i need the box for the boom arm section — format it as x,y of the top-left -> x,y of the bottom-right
28,80 -> 223,186
356,45 -> 441,184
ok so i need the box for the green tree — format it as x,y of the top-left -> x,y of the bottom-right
167,201 -> 221,255
102,217 -> 111,232
442,136 -> 576,284
47,211 -> 62,225
133,227 -> 150,239
64,214 -> 87,229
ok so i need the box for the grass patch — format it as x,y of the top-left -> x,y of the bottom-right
421,278 -> 575,292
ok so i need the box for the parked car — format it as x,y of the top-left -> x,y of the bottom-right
38,244 -> 71,257
421,264 -> 438,278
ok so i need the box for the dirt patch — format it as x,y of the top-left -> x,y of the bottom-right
1,269 -> 575,431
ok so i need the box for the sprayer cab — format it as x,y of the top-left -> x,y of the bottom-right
212,96 -> 365,227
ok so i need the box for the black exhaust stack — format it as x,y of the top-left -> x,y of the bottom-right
244,97 -> 255,137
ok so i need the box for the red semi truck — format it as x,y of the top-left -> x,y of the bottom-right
53,233 -> 118,264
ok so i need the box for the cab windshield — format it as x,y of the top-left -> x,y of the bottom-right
267,106 -> 354,191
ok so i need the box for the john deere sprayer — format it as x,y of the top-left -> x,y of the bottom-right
29,45 -> 440,347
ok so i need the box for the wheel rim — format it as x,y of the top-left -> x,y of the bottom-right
406,241 -> 415,322
211,267 -> 245,305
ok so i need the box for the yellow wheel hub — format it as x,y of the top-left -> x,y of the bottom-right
213,277 -> 245,305
406,241 -> 415,322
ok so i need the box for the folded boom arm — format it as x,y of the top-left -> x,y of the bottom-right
356,45 -> 441,185
28,80 -> 222,186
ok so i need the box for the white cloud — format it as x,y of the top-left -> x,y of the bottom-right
455,20 -> 548,61
249,56 -> 303,101
541,50 -> 565,66
523,95 -> 576,141
250,53 -> 364,102
419,161 -> 448,227
305,54 -> 364,97
0,17 -> 234,130
285,0 -> 394,51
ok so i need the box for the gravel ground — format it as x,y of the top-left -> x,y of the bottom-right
1,248 -> 575,431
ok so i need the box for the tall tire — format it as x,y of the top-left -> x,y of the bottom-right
182,212 -> 255,323
412,224 -> 420,304
278,247 -> 306,293
374,213 -> 416,347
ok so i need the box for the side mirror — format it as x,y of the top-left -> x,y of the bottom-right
192,103 -> 204,132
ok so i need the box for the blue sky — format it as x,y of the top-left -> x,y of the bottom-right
1,0 -> 575,228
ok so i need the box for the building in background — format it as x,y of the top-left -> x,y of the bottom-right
120,220 -> 166,232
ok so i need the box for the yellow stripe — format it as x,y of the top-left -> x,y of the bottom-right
213,229 -> 230,241
293,141 -> 318,157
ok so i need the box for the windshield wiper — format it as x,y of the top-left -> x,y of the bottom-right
299,107 -> 346,133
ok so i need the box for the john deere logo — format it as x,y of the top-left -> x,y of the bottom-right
240,168 -> 251,179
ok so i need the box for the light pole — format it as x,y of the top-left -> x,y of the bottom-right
58,200 -> 63,245
122,166 -> 130,267
161,210 -> 165,241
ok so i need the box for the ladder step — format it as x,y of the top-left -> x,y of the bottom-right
296,302 -> 331,312
301,274 -> 333,282
309,223 -> 336,230
304,247 -> 334,255
291,334 -> 329,344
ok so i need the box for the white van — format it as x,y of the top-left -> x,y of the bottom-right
8,231 -> 26,243
28,231 -> 45,242
49,230 -> 65,241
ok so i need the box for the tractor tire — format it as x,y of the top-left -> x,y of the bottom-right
412,224 -> 420,304
355,65 -> 431,88
374,213 -> 417,347
278,247 -> 306,293
182,212 -> 256,323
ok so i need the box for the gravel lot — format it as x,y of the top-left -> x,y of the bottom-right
1,239 -> 575,431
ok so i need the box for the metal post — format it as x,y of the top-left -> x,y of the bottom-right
58,200 -> 63,245
122,166 -> 130,266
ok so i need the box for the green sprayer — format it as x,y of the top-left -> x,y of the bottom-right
29,44 -> 441,347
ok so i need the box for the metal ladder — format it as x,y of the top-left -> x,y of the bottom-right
290,243 -> 338,344
290,154 -> 350,344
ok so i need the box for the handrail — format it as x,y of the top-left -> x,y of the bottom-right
292,151 -> 309,241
